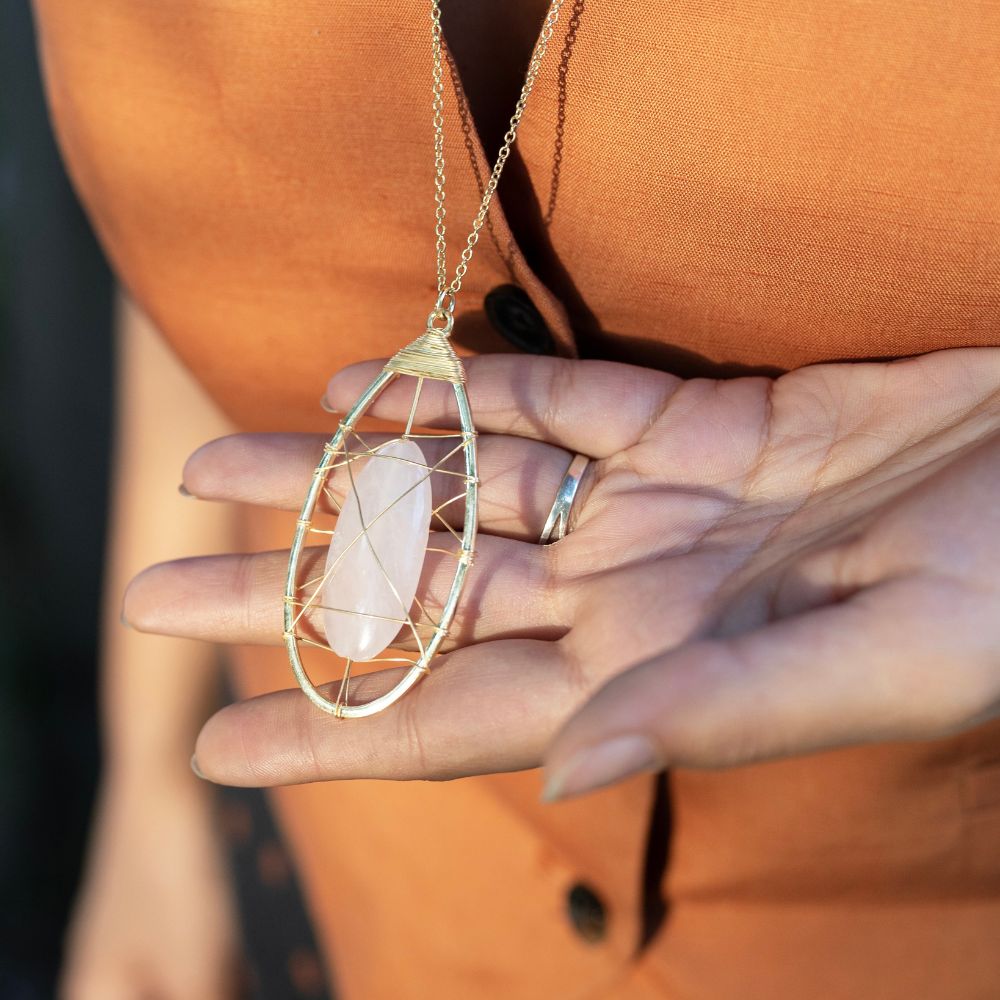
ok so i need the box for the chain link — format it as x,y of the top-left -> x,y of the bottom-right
429,0 -> 564,305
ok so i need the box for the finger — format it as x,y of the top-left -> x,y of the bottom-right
324,355 -> 681,457
181,430 -> 578,541
193,638 -> 576,785
542,575 -> 993,800
122,533 -> 564,650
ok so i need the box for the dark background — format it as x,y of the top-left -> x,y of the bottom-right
0,2 -> 113,995
0,8 -> 334,1000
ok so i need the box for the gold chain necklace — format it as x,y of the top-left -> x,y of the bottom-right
284,0 -> 564,718
430,0 -> 564,302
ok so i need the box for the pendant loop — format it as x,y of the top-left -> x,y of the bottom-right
426,306 -> 455,336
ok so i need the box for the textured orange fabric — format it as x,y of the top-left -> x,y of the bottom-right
32,1 -> 1000,997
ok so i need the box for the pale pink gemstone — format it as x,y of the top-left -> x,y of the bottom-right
321,439 -> 432,660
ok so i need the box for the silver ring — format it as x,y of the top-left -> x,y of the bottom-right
539,454 -> 590,544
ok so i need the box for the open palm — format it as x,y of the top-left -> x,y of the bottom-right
124,348 -> 1000,793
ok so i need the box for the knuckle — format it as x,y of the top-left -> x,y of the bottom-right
556,637 -> 600,709
226,702 -> 277,786
298,709 -> 328,783
540,543 -> 572,621
231,552 -> 266,635
392,690 -> 434,779
540,359 -> 576,434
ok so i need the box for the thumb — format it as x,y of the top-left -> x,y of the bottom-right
541,577 -> 976,802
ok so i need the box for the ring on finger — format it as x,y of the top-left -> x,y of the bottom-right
538,453 -> 590,545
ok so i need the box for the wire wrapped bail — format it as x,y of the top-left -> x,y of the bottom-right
387,290 -> 465,382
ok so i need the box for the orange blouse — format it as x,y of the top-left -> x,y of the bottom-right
32,1 -> 1000,997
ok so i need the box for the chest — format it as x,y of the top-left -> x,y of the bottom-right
34,0 -> 1000,413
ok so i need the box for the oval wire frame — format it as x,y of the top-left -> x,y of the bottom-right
283,365 -> 478,718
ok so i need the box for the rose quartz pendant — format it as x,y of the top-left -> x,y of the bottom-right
321,439 -> 432,660
285,308 -> 478,719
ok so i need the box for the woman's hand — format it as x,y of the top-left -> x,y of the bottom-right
60,777 -> 241,1000
122,348 -> 1000,796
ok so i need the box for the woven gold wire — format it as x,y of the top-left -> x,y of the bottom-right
284,372 -> 478,717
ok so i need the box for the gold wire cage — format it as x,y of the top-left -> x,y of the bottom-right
283,320 -> 478,718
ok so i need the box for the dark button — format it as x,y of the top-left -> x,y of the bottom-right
566,882 -> 607,943
483,283 -> 555,355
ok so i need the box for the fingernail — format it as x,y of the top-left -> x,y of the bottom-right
178,483 -> 193,497
190,753 -> 207,781
542,734 -> 659,803
320,395 -> 338,414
